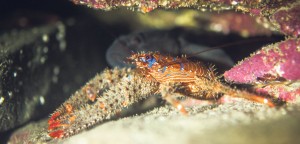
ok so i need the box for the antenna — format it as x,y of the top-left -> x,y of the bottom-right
185,37 -> 275,59
162,37 -> 276,67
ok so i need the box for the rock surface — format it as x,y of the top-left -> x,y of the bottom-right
9,97 -> 300,144
0,22 -> 66,132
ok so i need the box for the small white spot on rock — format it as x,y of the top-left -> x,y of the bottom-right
13,72 -> 17,77
53,66 -> 60,75
40,96 -> 45,105
231,1 -> 238,5
274,64 -> 284,76
42,34 -> 49,42
8,91 -> 13,98
40,57 -> 46,64
0,97 -> 4,105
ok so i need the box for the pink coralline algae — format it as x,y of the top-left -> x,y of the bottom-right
270,3 -> 300,37
71,0 -> 300,37
224,38 -> 300,101
71,0 -> 286,13
254,84 -> 300,102
224,38 -> 300,83
208,12 -> 272,37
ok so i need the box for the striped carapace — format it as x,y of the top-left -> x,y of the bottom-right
48,51 -> 276,139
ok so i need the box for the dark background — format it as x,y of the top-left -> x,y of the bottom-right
0,0 -> 128,142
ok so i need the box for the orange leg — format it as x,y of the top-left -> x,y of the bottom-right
160,82 -> 188,115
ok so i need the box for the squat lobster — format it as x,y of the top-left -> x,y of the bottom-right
48,51 -> 276,138
128,52 -> 276,113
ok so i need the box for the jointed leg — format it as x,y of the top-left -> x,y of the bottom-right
159,82 -> 188,115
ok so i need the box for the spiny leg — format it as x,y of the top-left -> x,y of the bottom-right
193,76 -> 276,107
48,68 -> 130,138
48,68 -> 159,138
159,82 -> 188,115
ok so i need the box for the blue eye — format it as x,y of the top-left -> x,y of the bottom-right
146,55 -> 156,68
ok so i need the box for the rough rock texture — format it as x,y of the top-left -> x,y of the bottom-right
271,3 -> 300,37
72,0 -> 300,37
224,38 -> 300,84
0,21 -> 66,132
95,9 -> 274,37
9,98 -> 300,144
0,3 -> 115,137
224,38 -> 300,102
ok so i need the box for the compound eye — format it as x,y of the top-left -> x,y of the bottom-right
145,54 -> 156,68
145,55 -> 150,60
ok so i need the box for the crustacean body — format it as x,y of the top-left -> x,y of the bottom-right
48,51 -> 276,138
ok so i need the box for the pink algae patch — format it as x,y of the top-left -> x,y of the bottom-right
272,3 -> 300,37
255,86 -> 300,102
224,38 -> 300,84
278,39 -> 300,80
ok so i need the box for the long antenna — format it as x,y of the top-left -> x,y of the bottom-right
162,37 -> 275,67
185,37 -> 275,59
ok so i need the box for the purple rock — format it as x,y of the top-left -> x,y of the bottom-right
224,38 -> 300,84
271,3 -> 300,37
224,38 -> 300,102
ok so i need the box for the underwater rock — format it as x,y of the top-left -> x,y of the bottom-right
71,0 -> 288,13
72,0 -> 300,37
254,82 -> 300,102
9,99 -> 300,144
208,12 -> 273,37
270,3 -> 300,37
224,38 -> 300,102
0,21 -> 66,132
224,38 -> 300,83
